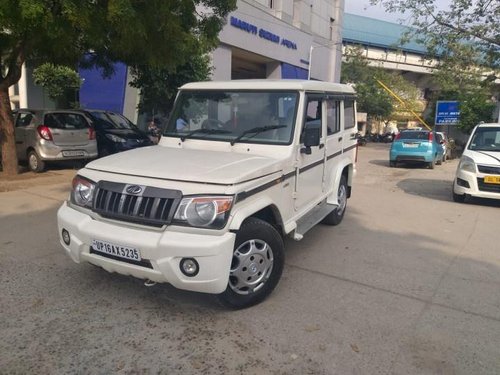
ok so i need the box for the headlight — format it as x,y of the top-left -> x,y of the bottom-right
173,196 -> 233,229
105,134 -> 126,143
71,175 -> 96,208
459,155 -> 476,173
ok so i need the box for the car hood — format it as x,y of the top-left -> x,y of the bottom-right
465,149 -> 500,165
86,145 -> 284,185
103,128 -> 149,140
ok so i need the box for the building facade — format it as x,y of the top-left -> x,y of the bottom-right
212,0 -> 344,82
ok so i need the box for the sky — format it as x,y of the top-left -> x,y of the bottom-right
344,0 -> 451,24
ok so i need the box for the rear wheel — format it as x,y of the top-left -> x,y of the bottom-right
389,160 -> 396,167
28,150 -> 45,173
428,159 -> 435,169
217,218 -> 284,309
322,175 -> 348,226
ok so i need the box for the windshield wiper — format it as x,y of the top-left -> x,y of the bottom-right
230,125 -> 286,145
179,128 -> 231,142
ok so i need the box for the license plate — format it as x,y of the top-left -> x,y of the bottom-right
403,143 -> 418,148
91,239 -> 142,261
62,150 -> 85,157
484,175 -> 500,184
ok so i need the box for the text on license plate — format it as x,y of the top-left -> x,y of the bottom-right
403,143 -> 419,148
484,175 -> 500,184
91,239 -> 141,261
62,150 -> 85,157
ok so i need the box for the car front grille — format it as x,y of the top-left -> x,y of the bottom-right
92,181 -> 182,227
478,165 -> 500,174
477,178 -> 500,193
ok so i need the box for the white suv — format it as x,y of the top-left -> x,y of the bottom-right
453,123 -> 500,203
57,80 -> 358,308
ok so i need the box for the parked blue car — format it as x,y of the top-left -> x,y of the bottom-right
389,130 -> 445,169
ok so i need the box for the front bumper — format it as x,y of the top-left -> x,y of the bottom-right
57,202 -> 235,294
453,169 -> 500,200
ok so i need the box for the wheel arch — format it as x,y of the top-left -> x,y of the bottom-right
229,197 -> 285,236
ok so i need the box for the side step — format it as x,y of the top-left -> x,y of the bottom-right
293,200 -> 337,240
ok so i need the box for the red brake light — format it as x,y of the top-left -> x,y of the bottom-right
88,127 -> 96,140
395,133 -> 401,140
428,132 -> 434,141
37,125 -> 53,141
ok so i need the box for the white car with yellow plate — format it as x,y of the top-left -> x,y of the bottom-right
453,123 -> 500,203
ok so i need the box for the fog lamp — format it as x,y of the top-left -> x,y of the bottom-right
180,258 -> 199,277
62,229 -> 71,245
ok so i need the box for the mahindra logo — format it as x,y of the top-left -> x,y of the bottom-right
126,185 -> 143,195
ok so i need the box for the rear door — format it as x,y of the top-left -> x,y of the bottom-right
44,112 -> 91,147
14,111 -> 35,160
394,131 -> 431,152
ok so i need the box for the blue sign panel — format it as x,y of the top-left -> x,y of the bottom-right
435,101 -> 460,125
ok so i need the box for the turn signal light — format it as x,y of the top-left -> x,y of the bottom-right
37,125 -> 53,141
428,132 -> 434,141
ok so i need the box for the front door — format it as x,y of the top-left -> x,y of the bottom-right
295,95 -> 326,212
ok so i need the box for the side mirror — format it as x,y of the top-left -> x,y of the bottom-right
301,123 -> 321,154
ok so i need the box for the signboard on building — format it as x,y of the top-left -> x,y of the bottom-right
435,101 -> 460,125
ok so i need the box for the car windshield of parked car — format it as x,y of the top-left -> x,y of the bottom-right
90,111 -> 135,130
468,127 -> 500,151
164,90 -> 298,145
398,131 -> 429,140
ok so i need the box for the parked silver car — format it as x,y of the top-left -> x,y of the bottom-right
13,109 -> 98,172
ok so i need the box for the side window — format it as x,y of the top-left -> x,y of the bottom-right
15,113 -> 34,128
344,100 -> 356,130
301,98 -> 322,143
326,99 -> 340,136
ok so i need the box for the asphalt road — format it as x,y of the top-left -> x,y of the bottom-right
1,143 -> 500,374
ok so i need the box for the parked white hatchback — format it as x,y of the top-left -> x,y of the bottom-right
453,123 -> 500,203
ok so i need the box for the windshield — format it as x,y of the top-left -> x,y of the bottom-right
468,127 -> 500,151
90,111 -> 135,130
164,90 -> 298,145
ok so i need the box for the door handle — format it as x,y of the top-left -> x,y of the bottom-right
338,137 -> 343,142
319,143 -> 325,149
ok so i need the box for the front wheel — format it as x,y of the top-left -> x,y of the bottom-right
322,175 -> 348,226
217,218 -> 284,309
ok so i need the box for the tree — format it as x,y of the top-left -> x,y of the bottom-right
370,0 -> 499,131
370,0 -> 499,70
341,46 -> 423,124
32,63 -> 82,108
130,50 -> 212,117
341,46 -> 393,121
0,0 -> 236,175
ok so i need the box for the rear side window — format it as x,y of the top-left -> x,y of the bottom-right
399,131 -> 429,140
326,99 -> 340,135
15,113 -> 34,127
44,113 -> 89,130
344,100 -> 355,130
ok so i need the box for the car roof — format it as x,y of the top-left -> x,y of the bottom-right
180,79 -> 356,94
476,123 -> 500,128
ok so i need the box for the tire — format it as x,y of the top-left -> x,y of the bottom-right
389,160 -> 396,167
437,157 -> 442,166
217,218 -> 284,309
28,150 -> 45,173
322,175 -> 348,226
428,159 -> 435,169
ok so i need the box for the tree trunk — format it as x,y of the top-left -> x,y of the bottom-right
0,86 -> 19,175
